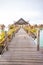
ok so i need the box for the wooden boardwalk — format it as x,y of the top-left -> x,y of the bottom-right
0,28 -> 43,65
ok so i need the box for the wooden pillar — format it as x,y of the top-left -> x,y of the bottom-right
37,28 -> 40,51
27,30 -> 28,33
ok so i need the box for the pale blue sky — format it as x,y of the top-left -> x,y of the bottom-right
0,0 -> 43,26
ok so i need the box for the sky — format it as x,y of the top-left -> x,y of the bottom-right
0,0 -> 43,26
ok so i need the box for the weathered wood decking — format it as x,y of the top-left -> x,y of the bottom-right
0,28 -> 43,65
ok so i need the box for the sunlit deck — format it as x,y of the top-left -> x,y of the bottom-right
0,28 -> 43,65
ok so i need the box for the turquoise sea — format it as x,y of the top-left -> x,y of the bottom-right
34,30 -> 43,47
40,30 -> 43,47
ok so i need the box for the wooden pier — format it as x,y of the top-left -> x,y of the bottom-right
0,28 -> 43,65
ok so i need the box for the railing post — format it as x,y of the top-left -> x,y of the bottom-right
37,28 -> 40,51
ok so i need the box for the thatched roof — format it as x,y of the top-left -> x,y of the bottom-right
14,18 -> 29,25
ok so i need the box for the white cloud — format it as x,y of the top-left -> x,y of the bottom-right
0,0 -> 43,26
0,10 -> 43,26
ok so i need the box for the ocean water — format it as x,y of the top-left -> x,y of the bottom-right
34,30 -> 43,47
40,30 -> 43,47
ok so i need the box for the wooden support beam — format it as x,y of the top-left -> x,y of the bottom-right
37,28 -> 40,51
